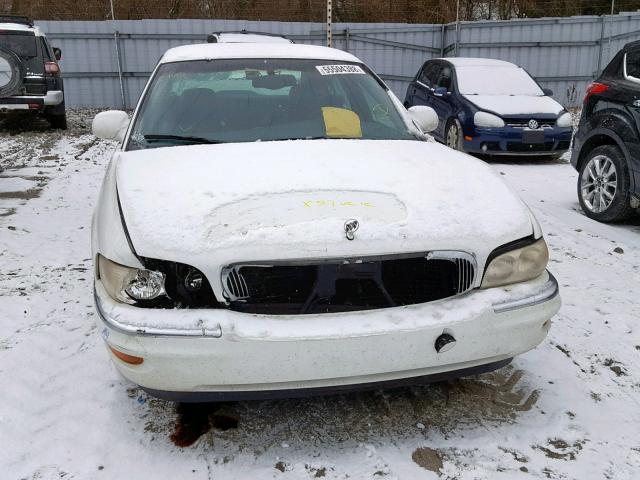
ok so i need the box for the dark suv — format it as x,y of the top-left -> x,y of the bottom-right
0,15 -> 66,129
572,40 -> 640,222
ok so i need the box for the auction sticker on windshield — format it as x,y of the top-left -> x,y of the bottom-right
316,64 -> 366,75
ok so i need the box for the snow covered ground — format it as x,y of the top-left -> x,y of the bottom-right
1,110 -> 639,480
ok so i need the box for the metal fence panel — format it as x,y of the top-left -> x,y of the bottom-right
34,11 -> 640,109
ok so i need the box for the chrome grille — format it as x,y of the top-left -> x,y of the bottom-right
221,251 -> 477,314
505,119 -> 555,128
455,256 -> 475,293
224,268 -> 249,300
427,251 -> 477,295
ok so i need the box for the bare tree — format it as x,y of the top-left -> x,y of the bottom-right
4,0 -> 637,22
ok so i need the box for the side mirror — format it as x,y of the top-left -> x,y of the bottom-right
542,87 -> 553,96
433,86 -> 448,97
53,47 -> 62,61
92,110 -> 130,142
408,105 -> 439,133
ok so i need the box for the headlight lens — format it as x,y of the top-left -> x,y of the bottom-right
98,254 -> 166,304
556,112 -> 572,128
481,237 -> 549,289
474,111 -> 505,128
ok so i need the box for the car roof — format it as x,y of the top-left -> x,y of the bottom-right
437,57 -> 518,68
161,43 -> 361,64
624,39 -> 640,51
209,32 -> 293,44
0,22 -> 42,35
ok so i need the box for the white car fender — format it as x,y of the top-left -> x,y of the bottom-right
91,152 -> 144,269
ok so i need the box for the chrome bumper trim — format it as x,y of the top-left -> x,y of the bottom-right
44,90 -> 64,105
492,271 -> 559,313
3,91 -> 64,106
95,272 -> 559,338
93,289 -> 221,338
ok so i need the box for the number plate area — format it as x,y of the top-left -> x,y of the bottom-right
522,129 -> 545,144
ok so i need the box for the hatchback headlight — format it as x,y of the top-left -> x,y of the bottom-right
98,254 -> 166,304
474,111 -> 505,128
556,112 -> 572,128
481,237 -> 549,289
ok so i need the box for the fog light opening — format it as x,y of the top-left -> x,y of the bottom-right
435,331 -> 456,353
109,345 -> 144,365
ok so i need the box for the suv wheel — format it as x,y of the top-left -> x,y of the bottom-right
445,119 -> 463,151
577,145 -> 634,222
0,47 -> 24,97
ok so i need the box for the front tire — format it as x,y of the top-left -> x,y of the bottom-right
577,145 -> 634,222
445,119 -> 463,151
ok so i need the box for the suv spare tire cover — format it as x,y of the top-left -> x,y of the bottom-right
0,47 -> 24,97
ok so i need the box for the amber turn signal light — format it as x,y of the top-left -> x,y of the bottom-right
109,345 -> 144,365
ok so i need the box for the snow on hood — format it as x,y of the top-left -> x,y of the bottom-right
115,140 -> 533,273
463,95 -> 564,116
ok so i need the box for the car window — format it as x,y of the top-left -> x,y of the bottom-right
625,51 -> 640,81
40,38 -> 53,61
168,68 -> 299,96
425,63 -> 442,88
435,66 -> 452,91
0,32 -> 37,58
127,58 -> 415,150
418,63 -> 432,85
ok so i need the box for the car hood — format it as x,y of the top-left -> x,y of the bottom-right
115,140 -> 533,271
463,94 -> 564,116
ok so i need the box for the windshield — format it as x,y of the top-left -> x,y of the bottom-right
0,32 -> 37,57
456,66 -> 543,96
127,58 -> 414,150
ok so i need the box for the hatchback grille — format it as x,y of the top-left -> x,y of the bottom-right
504,118 -> 556,128
221,252 -> 476,315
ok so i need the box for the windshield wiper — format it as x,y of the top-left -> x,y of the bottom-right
267,136 -> 360,141
143,134 -> 225,144
267,136 -> 330,141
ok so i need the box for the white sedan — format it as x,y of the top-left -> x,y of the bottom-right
91,42 -> 560,401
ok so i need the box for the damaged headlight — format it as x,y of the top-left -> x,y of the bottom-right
97,254 -> 166,304
481,237 -> 549,289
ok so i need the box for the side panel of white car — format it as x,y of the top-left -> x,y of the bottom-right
91,153 -> 143,270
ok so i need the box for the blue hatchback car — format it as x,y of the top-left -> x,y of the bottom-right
404,58 -> 573,157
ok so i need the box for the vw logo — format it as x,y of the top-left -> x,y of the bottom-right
528,119 -> 539,129
344,219 -> 359,241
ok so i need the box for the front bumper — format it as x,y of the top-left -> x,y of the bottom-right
95,271 -> 560,400
463,126 -> 572,155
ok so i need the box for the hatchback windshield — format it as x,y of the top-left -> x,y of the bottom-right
456,66 -> 543,96
127,58 -> 414,150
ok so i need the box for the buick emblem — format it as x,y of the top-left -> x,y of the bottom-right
528,119 -> 539,129
344,219 -> 359,241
